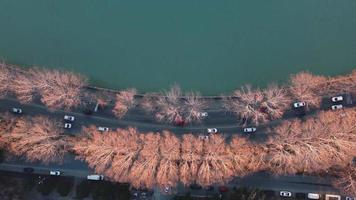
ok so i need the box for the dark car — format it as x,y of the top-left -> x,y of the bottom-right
23,167 -> 34,173
190,184 -> 202,190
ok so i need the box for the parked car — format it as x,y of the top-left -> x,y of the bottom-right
98,127 -> 109,132
207,128 -> 218,134
49,171 -> 61,176
64,115 -> 75,121
64,123 -> 72,129
199,135 -> 209,140
198,112 -> 208,117
307,193 -> 320,199
293,101 -> 306,108
331,96 -> 343,102
23,167 -> 34,173
87,174 -> 104,181
325,194 -> 341,200
280,191 -> 292,197
331,104 -> 343,110
12,107 -> 22,114
190,184 -> 202,190
243,127 -> 257,133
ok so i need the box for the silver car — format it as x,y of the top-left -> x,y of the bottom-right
98,127 -> 110,132
64,123 -> 72,129
331,104 -> 343,110
243,127 -> 257,133
293,101 -> 306,108
64,115 -> 75,121
331,96 -> 343,102
49,171 -> 61,176
207,128 -> 218,134
280,191 -> 292,197
12,107 -> 22,114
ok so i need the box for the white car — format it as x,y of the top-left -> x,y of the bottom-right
12,107 -> 22,114
307,193 -> 320,199
207,128 -> 218,134
64,123 -> 72,129
199,112 -> 208,117
98,127 -> 109,132
331,96 -> 343,102
64,115 -> 75,121
243,127 -> 257,133
293,101 -> 306,108
280,191 -> 292,197
49,171 -> 61,176
87,174 -> 104,181
331,104 -> 343,110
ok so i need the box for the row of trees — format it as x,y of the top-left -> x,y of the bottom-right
1,63 -> 355,125
0,108 -> 355,195
0,63 -> 87,110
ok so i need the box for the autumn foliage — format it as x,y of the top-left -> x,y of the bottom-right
225,84 -> 291,125
0,116 -> 70,164
113,88 -> 137,118
142,85 -> 207,124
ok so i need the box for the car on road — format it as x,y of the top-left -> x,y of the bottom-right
331,96 -> 343,102
64,123 -> 72,129
198,112 -> 208,117
12,107 -> 22,114
49,171 -> 61,176
293,101 -> 306,108
23,167 -> 34,173
98,127 -> 110,132
207,128 -> 218,134
307,193 -> 320,199
87,174 -> 104,181
331,104 -> 343,110
64,115 -> 75,121
280,191 -> 292,197
243,127 -> 257,133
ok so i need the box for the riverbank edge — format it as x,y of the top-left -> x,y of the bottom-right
5,63 -> 356,100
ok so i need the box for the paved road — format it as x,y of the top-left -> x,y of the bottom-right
0,93 -> 355,197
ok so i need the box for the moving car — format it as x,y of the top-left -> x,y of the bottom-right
331,96 -> 343,102
49,171 -> 61,176
64,123 -> 72,129
87,174 -> 104,181
293,101 -> 306,108
307,193 -> 320,199
280,191 -> 292,197
331,104 -> 343,110
198,112 -> 208,117
243,127 -> 257,133
98,127 -> 109,132
12,107 -> 22,114
64,115 -> 75,121
207,128 -> 218,134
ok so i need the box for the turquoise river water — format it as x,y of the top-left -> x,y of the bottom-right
0,0 -> 355,95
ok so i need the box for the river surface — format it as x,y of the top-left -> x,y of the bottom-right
0,0 -> 355,95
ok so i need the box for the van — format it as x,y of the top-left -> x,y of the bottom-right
307,193 -> 320,199
87,174 -> 104,181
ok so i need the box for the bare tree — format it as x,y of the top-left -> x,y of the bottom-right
73,127 -> 142,183
113,88 -> 137,118
3,116 -> 69,164
266,109 -> 356,175
141,85 -> 206,124
129,133 -> 161,189
0,63 -> 11,97
224,84 -> 290,125
9,69 -> 36,104
179,134 -> 203,186
156,131 -> 180,190
196,134 -> 234,187
332,164 -> 356,197
31,68 -> 88,110
229,136 -> 266,175
289,71 -> 326,108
